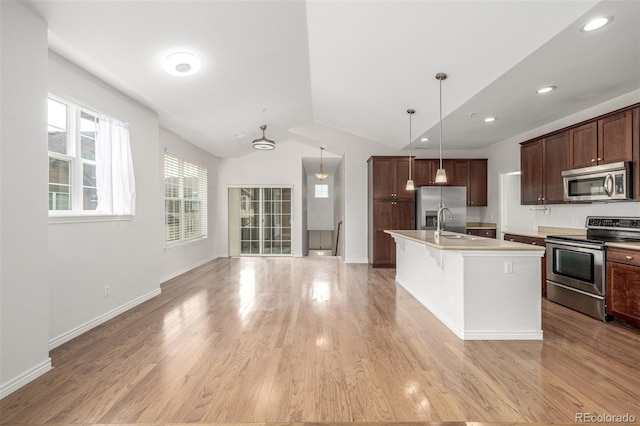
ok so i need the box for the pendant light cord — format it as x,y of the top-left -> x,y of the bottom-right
439,77 -> 443,170
409,111 -> 412,179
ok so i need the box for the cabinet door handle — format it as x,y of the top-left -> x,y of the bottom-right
626,255 -> 633,260
597,157 -> 603,161
509,238 -> 515,242
532,242 -> 537,245
591,158 -> 596,162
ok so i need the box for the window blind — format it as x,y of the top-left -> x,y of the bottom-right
164,152 -> 208,244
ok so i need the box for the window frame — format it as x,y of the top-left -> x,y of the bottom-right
314,184 -> 329,198
164,152 -> 208,247
48,94 -> 110,221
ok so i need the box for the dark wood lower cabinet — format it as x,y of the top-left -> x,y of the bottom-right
504,234 -> 547,296
370,200 -> 414,267
467,228 -> 496,238
606,248 -> 640,330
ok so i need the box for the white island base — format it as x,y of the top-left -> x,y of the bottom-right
388,231 -> 545,340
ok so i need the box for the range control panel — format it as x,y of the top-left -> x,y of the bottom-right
586,216 -> 640,230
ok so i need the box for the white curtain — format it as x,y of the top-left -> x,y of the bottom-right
96,114 -> 136,215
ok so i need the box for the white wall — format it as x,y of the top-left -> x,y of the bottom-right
301,162 -> 309,256
216,140 -> 322,258
307,175 -> 334,230
0,0 -> 51,398
501,173 -> 536,233
482,90 -> 640,233
47,52 -> 162,348
333,156 -> 346,258
159,128 -> 219,282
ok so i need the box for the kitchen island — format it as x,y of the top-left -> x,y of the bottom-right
385,229 -> 546,340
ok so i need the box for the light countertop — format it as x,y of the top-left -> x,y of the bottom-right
606,241 -> 640,250
502,226 -> 586,239
385,230 -> 546,251
466,222 -> 497,230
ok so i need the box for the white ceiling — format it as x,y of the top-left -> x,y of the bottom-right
22,0 -> 640,157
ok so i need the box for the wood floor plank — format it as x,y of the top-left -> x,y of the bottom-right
1,256 -> 639,424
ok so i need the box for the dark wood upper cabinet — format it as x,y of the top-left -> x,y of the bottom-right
521,139 -> 543,205
543,131 -> 569,204
453,160 -> 469,187
371,157 -> 395,199
468,159 -> 488,206
569,122 -> 598,169
413,158 -> 455,187
569,109 -> 632,169
598,110 -> 633,165
414,159 -> 455,186
413,159 -> 435,187
522,103 -> 638,205
370,156 -> 413,200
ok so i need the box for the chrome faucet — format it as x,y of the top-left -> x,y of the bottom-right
434,206 -> 453,239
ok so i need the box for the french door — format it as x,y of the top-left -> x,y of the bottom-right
230,186 -> 292,256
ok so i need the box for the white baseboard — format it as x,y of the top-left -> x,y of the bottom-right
159,255 -> 217,283
48,288 -> 161,350
0,358 -> 52,399
345,258 -> 369,264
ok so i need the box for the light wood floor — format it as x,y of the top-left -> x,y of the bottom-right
1,256 -> 639,425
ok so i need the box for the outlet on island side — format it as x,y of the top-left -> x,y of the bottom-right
104,285 -> 111,297
504,261 -> 513,274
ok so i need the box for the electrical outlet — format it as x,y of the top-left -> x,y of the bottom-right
572,217 -> 578,225
504,261 -> 513,274
104,285 -> 110,297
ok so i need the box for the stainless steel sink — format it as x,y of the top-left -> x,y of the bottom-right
440,235 -> 468,239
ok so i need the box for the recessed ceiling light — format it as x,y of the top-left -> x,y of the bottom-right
581,16 -> 612,32
536,86 -> 556,94
163,52 -> 201,77
421,137 -> 429,142
484,117 -> 497,123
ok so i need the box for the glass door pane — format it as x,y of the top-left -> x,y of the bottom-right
238,186 -> 292,256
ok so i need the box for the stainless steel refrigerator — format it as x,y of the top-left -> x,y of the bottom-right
415,186 -> 467,233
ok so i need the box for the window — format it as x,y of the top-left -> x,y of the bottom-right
48,95 -> 135,218
164,153 -> 208,244
48,96 -> 98,212
315,184 -> 329,198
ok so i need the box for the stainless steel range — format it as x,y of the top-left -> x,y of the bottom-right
545,216 -> 640,321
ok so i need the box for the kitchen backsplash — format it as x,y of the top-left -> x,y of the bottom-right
534,201 -> 640,229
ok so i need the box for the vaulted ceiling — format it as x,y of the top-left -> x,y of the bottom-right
22,0 -> 640,157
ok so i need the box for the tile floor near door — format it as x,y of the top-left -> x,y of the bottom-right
1,256 -> 639,424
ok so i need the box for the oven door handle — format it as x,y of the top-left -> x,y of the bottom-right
604,173 -> 614,197
546,241 -> 603,250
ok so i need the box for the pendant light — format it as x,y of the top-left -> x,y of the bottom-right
435,72 -> 448,183
252,124 -> 275,150
406,109 -> 415,191
314,146 -> 329,180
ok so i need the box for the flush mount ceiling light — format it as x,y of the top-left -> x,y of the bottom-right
484,117 -> 497,123
163,52 -> 201,77
434,72 -> 448,184
581,16 -> 613,32
314,147 -> 329,180
252,125 -> 276,150
421,137 -> 429,142
406,109 -> 416,191
536,86 -> 556,94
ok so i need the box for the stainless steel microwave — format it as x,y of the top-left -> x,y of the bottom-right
562,161 -> 631,202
